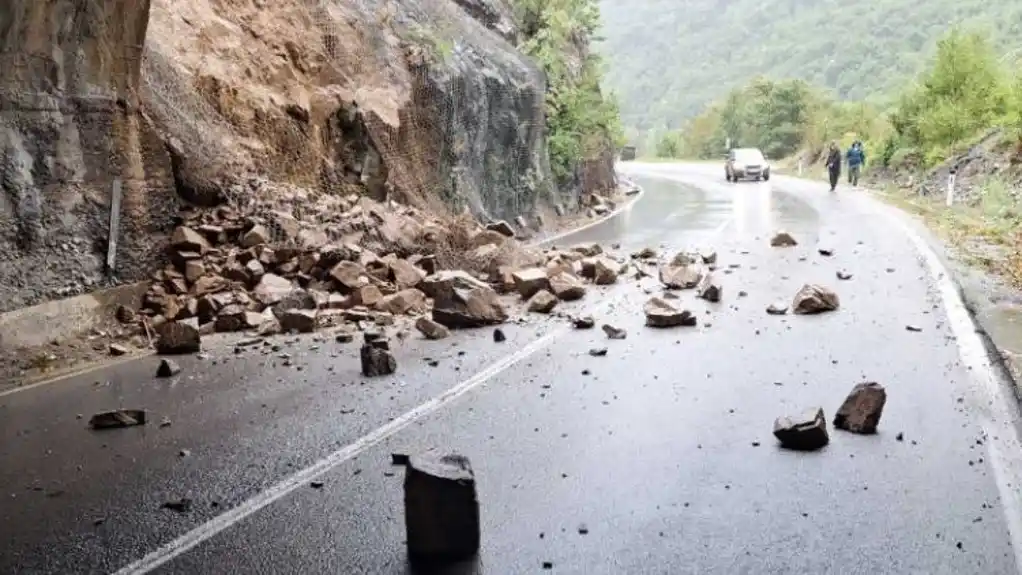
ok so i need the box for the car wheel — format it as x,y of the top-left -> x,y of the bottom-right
763,173 -> 770,181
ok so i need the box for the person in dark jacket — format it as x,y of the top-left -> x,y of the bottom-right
846,140 -> 865,186
825,141 -> 841,192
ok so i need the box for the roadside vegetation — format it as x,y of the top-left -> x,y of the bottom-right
647,28 -> 1022,287
513,0 -> 625,186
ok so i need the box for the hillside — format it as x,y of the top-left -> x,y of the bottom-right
597,0 -> 1022,134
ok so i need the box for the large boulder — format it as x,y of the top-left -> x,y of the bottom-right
792,284 -> 840,314
660,264 -> 702,289
644,297 -> 696,327
833,382 -> 887,434
424,271 -> 508,329
154,322 -> 201,355
548,272 -> 586,301
511,268 -> 550,299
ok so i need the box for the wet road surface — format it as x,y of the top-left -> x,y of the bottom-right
2,163 -> 1022,574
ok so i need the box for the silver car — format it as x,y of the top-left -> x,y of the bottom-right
725,148 -> 771,182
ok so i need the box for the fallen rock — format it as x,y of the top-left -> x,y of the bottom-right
836,270 -> 853,280
631,247 -> 657,259
89,409 -> 147,430
485,220 -> 516,237
593,258 -> 619,285
427,271 -> 508,329
766,302 -> 789,315
361,338 -> 397,377
833,382 -> 887,434
404,453 -> 480,563
573,316 -> 595,329
589,347 -> 608,357
109,343 -> 129,356
279,309 -> 318,333
252,273 -> 295,306
549,272 -> 586,301
792,284 -> 840,314
527,290 -> 559,314
161,498 -> 193,513
171,226 -> 211,254
700,249 -> 718,264
818,247 -> 834,256
770,231 -> 798,247
154,322 -> 201,355
602,324 -> 627,339
572,243 -> 602,257
644,297 -> 696,327
696,273 -> 722,302
773,407 -> 829,451
156,359 -> 181,378
377,289 -> 427,315
512,268 -> 551,300
493,328 -> 506,342
415,317 -> 451,340
240,224 -> 271,248
659,264 -> 702,289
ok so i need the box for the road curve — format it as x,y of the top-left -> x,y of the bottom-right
1,163 -> 1021,574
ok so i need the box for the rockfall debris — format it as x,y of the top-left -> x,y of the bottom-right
792,284 -> 840,314
118,196 -> 659,358
834,382 -> 887,434
773,407 -> 829,451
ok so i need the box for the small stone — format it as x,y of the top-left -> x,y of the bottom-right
818,247 -> 834,256
592,258 -> 619,285
696,273 -> 722,302
573,316 -> 595,329
415,317 -> 451,340
161,498 -> 193,513
486,220 -> 516,237
906,324 -> 922,332
493,328 -> 506,342
834,382 -> 887,434
527,290 -> 559,314
770,231 -> 798,247
602,324 -> 627,339
836,270 -> 853,280
89,409 -> 147,429
589,347 -> 608,357
335,331 -> 355,343
156,359 -> 181,378
792,284 -> 839,314
766,302 -> 788,315
773,407 -> 829,451
404,453 -> 480,563
644,297 -> 696,328
108,343 -> 129,356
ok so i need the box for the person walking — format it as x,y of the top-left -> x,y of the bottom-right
825,141 -> 841,192
846,140 -> 865,186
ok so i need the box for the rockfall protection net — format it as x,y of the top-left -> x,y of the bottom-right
0,0 -> 612,316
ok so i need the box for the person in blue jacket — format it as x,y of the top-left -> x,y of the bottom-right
846,141 -> 865,186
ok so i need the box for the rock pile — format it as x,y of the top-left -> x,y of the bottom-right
127,196 -> 637,351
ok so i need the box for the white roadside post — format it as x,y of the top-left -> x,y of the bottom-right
797,159 -> 803,176
946,168 -> 957,207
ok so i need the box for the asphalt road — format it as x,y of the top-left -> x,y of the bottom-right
2,163 -> 1022,574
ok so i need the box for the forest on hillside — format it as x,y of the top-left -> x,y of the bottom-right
596,0 -> 1022,139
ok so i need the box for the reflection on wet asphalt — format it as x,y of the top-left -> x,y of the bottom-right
1,164 -> 1020,575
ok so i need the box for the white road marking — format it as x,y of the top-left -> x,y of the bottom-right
870,198 -> 1022,573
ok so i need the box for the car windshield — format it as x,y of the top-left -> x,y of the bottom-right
734,149 -> 764,164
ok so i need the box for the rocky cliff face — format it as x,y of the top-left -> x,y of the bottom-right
0,0 -> 178,313
0,0 -> 587,314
